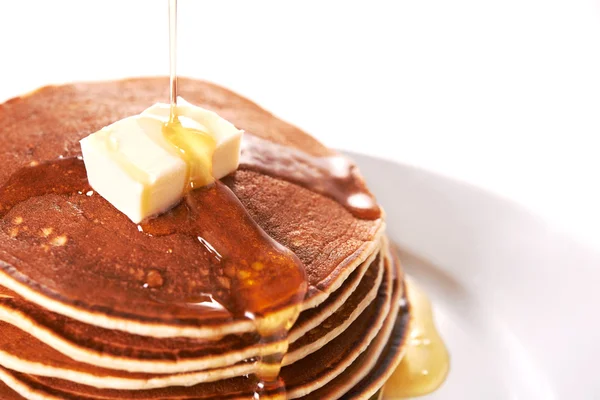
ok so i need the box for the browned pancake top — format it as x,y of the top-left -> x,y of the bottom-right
0,78 -> 382,327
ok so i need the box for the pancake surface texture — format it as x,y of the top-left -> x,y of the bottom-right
0,78 -> 409,399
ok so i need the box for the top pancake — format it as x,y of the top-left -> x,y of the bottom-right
0,78 -> 383,338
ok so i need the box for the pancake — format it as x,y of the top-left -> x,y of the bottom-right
286,250 -> 400,400
0,78 -> 416,400
289,247 -> 378,342
303,306 -> 409,400
0,254 -> 397,399
0,381 -> 21,400
0,251 -> 382,375
339,308 -> 409,400
0,367 -> 284,400
0,254 -> 385,389
283,252 -> 384,365
0,77 -> 384,338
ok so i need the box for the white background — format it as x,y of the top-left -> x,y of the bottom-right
1,0 -> 599,249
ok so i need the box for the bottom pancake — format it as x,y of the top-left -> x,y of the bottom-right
0,254 -> 398,400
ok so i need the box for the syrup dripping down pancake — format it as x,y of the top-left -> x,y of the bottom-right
0,254 -> 400,399
0,252 -> 381,375
0,78 -> 383,338
0,254 -> 385,388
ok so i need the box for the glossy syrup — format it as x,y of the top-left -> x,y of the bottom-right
382,279 -> 449,398
165,0 -> 216,191
162,117 -> 217,190
140,183 -> 307,398
240,134 -> 381,220
168,0 -> 178,113
163,2 -> 304,397
0,157 -> 307,398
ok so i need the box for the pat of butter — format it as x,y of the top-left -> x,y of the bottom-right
80,98 -> 243,223
142,98 -> 243,182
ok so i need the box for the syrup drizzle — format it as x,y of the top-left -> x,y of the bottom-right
168,0 -> 178,115
0,158 -> 307,399
163,1 -> 303,397
138,183 -> 307,319
162,118 -> 217,190
240,134 -> 381,220
165,0 -> 217,191
382,279 -> 449,398
141,183 -> 307,399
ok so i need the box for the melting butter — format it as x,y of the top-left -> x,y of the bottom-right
101,128 -> 153,217
80,102 -> 242,224
383,279 -> 449,399
162,116 -> 217,190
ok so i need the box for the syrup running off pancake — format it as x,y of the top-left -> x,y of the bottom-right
139,183 -> 306,395
0,159 -> 307,397
162,0 -> 303,395
159,1 -> 382,394
0,152 -> 382,398
383,279 -> 449,398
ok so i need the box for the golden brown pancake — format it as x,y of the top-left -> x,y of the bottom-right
0,250 -> 380,373
0,255 -> 397,399
0,78 -> 383,339
284,253 -> 384,365
289,248 -> 378,343
0,381 -> 21,400
0,78 -> 412,400
340,309 -> 409,400
301,309 -> 409,400
0,252 -> 381,375
0,254 -> 384,388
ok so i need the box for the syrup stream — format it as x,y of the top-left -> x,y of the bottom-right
168,0 -> 178,119
165,2 -> 301,397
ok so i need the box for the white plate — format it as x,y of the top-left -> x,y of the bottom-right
349,152 -> 600,400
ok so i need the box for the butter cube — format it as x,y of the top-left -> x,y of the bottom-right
79,99 -> 243,223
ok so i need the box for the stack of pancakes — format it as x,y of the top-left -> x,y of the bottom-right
0,78 -> 409,399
